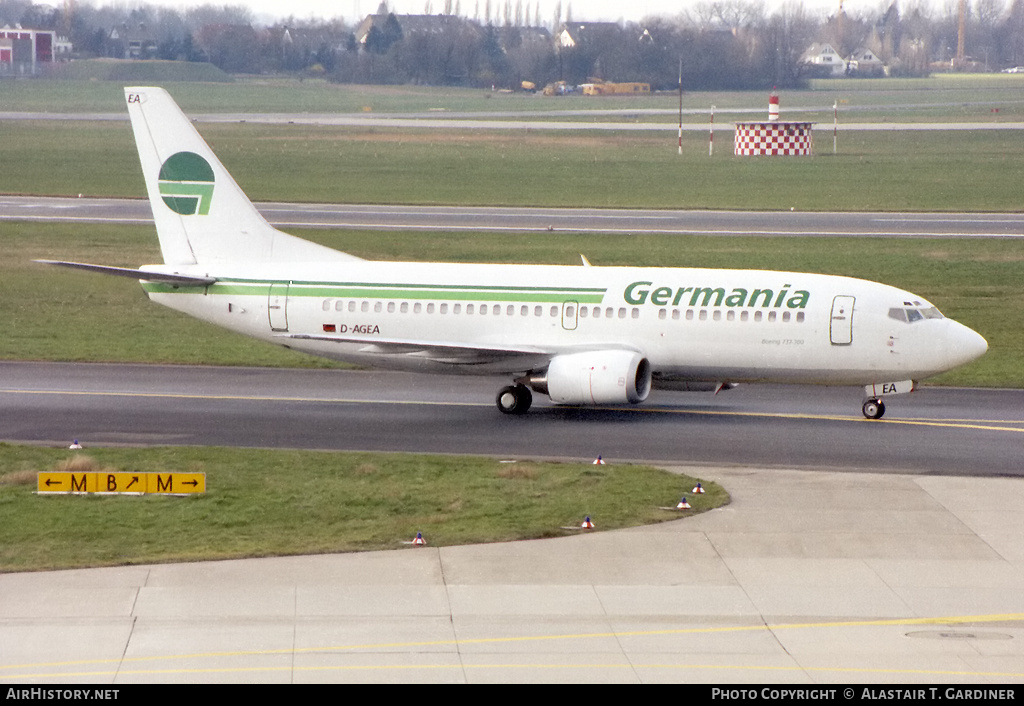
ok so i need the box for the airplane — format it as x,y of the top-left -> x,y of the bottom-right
39,86 -> 987,420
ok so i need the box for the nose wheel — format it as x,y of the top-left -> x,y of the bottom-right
862,398 -> 886,420
496,384 -> 532,415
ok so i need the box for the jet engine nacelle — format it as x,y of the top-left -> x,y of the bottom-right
540,350 -> 652,405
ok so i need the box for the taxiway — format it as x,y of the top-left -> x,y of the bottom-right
3,196 -> 1024,238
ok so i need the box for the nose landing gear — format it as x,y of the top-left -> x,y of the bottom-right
862,398 -> 886,420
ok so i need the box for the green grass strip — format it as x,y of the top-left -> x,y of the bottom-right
0,444 -> 725,572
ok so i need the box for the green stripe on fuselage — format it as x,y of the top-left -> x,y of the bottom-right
141,280 -> 607,303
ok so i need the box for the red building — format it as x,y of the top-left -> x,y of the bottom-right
0,26 -> 66,75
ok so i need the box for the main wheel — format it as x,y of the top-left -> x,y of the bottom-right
862,398 -> 886,420
496,384 -> 532,415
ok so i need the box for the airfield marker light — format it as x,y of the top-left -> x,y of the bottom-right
593,455 -> 605,465
581,516 -> 595,529
676,497 -> 691,510
692,482 -> 705,494
69,439 -> 83,450
412,532 -> 426,546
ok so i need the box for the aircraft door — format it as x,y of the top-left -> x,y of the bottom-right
830,295 -> 855,345
268,282 -> 290,332
561,301 -> 578,331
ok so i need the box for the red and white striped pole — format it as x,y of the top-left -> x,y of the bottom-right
709,105 -> 715,156
833,100 -> 838,154
678,58 -> 683,155
769,87 -> 779,121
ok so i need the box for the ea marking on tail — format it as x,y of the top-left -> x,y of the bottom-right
158,151 -> 215,216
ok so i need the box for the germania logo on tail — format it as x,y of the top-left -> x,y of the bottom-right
37,87 -> 987,420
158,152 -> 215,216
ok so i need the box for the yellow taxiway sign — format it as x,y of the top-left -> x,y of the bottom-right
37,472 -> 205,495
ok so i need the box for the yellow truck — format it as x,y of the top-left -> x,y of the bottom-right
581,81 -> 650,96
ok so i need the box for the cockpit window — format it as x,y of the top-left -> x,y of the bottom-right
889,306 -> 944,323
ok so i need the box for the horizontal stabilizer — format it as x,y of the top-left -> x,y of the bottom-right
35,260 -> 216,286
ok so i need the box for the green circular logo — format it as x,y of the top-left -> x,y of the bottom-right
158,152 -> 215,215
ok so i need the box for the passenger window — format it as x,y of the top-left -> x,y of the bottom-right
400,302 -> 408,313
631,308 -> 639,319
521,305 -> 529,317
741,311 -> 749,322
658,309 -> 666,320
566,306 -> 575,318
480,305 -> 488,315
606,307 -> 614,318
466,304 -> 474,315
727,311 -> 735,321
335,301 -> 344,311
348,301 -> 356,312
580,306 -> 588,318
413,302 -> 421,314
768,311 -> 776,322
550,306 -> 558,317
440,303 -> 448,314
322,300 -> 331,312
375,302 -> 383,313
713,310 -> 721,321
361,301 -> 369,313
426,303 -> 434,314
672,310 -> 680,320
507,305 -> 515,316
699,310 -> 707,321
754,311 -> 762,322
618,307 -> 626,319
535,306 -> 543,317
782,311 -> 791,322
387,302 -> 395,313
796,312 -> 805,323
453,304 -> 461,314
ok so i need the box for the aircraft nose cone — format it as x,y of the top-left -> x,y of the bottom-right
947,321 -> 987,368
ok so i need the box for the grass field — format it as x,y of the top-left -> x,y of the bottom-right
3,75 -> 1023,211
3,121 -> 1024,212
2,74 -> 1023,115
0,445 -> 724,572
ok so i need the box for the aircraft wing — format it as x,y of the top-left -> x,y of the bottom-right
35,260 -> 217,286
279,333 -> 553,367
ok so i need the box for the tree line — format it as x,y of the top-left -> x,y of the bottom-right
3,0 -> 1023,88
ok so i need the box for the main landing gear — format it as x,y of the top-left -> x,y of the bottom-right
496,384 -> 532,415
862,397 -> 886,420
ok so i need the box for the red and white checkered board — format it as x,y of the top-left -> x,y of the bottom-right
734,122 -> 813,156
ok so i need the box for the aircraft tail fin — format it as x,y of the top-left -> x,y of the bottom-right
124,86 -> 360,266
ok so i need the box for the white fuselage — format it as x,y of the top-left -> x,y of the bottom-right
143,261 -> 987,387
